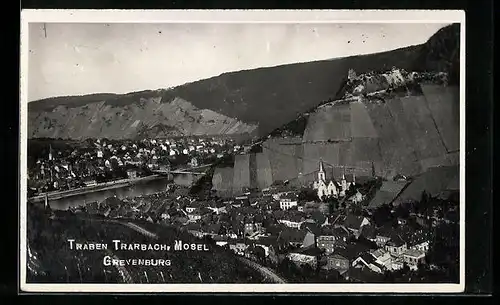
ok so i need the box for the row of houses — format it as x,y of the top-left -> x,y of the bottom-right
179,199 -> 431,280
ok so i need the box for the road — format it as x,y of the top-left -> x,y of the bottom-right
29,175 -> 164,202
237,257 -> 287,284
121,222 -> 159,240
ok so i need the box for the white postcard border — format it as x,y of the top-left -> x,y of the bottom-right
19,9 -> 466,293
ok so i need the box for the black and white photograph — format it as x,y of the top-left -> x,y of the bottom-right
20,10 -> 465,293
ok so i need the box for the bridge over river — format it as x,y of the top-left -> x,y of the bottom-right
29,165 -> 213,210
151,163 -> 213,176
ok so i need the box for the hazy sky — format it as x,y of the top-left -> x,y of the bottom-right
28,23 -> 449,101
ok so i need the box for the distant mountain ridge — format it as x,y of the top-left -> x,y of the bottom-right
28,24 -> 459,139
28,96 -> 258,140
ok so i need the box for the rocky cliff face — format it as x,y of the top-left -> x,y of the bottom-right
28,96 -> 258,140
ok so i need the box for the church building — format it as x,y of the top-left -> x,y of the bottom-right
312,160 -> 355,200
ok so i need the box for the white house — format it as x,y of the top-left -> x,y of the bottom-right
187,213 -> 201,222
349,190 -> 365,204
352,254 -> 384,274
287,247 -> 323,269
402,249 -> 426,270
370,249 -> 393,270
278,219 -> 303,229
186,206 -> 198,213
279,193 -> 298,210
385,237 -> 407,257
229,241 -> 249,256
215,240 -> 228,247
410,240 -> 430,253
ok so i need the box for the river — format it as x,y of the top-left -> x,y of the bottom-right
45,173 -> 197,210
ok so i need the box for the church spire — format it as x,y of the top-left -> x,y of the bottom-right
319,159 -> 325,173
318,159 -> 326,182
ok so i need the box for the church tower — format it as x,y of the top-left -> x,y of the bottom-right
48,144 -> 53,161
341,166 -> 348,195
318,159 -> 326,182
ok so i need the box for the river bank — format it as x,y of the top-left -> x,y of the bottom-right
28,171 -> 200,211
29,175 -> 167,203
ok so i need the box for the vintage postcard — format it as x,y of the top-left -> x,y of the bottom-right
20,10 -> 465,293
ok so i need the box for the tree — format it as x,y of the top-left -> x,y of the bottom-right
426,222 -> 459,280
350,205 -> 364,216
345,186 -> 357,199
416,261 -> 430,279
301,263 -> 315,281
394,203 -> 410,219
253,246 -> 266,263
357,235 -> 378,249
110,158 -> 120,171
298,189 -> 319,202
372,203 -> 393,226
277,257 -> 293,278
401,262 -> 411,275
325,196 -> 339,214
383,270 -> 395,282
418,191 -> 430,214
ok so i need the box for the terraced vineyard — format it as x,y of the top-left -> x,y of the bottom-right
26,205 -> 264,283
28,97 -> 258,140
211,81 -> 459,196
